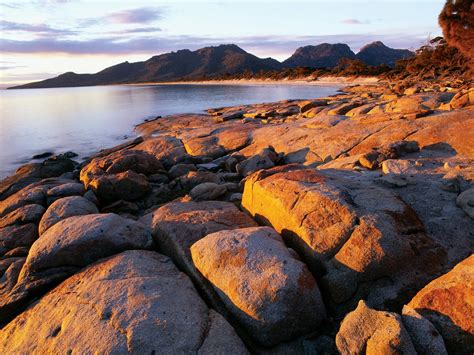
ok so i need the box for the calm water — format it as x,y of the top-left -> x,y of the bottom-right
0,84 -> 339,179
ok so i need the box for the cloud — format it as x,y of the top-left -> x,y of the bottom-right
341,19 -> 369,25
0,3 -> 20,8
107,27 -> 162,35
0,20 -> 76,36
0,33 -> 426,58
107,7 -> 163,24
81,7 -> 164,27
0,64 -> 27,70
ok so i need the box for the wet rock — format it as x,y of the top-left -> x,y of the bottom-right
189,182 -> 227,201
0,250 -> 248,354
242,167 -> 445,314
0,204 -> 45,229
456,188 -> 474,219
402,305 -> 448,354
191,226 -> 326,346
407,255 -> 474,354
336,300 -> 416,355
32,152 -> 54,160
38,196 -> 99,235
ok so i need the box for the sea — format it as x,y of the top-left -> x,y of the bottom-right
0,83 -> 340,179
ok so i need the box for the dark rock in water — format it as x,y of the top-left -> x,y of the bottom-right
32,152 -> 53,160
58,151 -> 78,159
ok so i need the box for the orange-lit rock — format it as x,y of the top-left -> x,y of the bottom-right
336,300 -> 416,354
133,135 -> 188,168
38,196 -> 99,235
45,182 -> 85,204
140,200 -> 256,312
0,213 -> 153,325
0,204 -> 45,229
191,226 -> 326,346
407,255 -> 474,354
0,224 -> 37,256
80,149 -> 162,202
242,166 -> 446,313
0,250 -> 248,354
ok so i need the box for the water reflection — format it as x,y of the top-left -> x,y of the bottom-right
0,84 -> 339,178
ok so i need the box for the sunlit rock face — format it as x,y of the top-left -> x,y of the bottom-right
191,226 -> 326,346
0,250 -> 249,354
38,196 -> 99,235
80,149 -> 163,203
0,213 -> 153,325
133,135 -> 188,168
140,200 -> 258,320
242,166 -> 446,314
336,300 -> 416,355
407,255 -> 474,354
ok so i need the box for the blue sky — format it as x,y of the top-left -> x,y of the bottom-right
0,0 -> 445,85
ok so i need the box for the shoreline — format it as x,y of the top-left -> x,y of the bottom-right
122,76 -> 381,87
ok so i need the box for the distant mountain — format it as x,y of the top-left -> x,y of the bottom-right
10,42 -> 415,89
356,41 -> 414,66
283,43 -> 356,68
10,44 -> 282,89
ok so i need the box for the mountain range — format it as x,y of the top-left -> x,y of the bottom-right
10,42 -> 413,89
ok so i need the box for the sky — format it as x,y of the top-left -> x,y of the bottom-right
0,0 -> 445,86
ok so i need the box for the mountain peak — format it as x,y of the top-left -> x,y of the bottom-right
284,43 -> 355,68
356,42 -> 413,66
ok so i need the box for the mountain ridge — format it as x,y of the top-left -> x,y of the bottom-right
9,42 -> 413,89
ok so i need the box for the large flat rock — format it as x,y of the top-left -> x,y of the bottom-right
0,250 -> 248,354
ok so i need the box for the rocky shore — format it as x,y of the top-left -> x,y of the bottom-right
0,81 -> 473,353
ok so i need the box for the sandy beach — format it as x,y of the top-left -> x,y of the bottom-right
124,76 -> 380,87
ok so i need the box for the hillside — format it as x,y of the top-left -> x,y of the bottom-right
10,42 -> 418,89
10,44 -> 282,89
356,41 -> 413,66
282,43 -> 356,68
